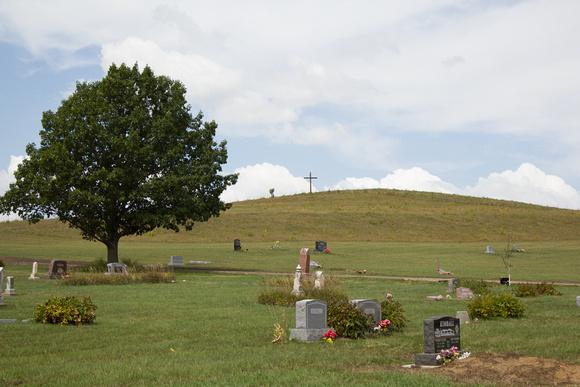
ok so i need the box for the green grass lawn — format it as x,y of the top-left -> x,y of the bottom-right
1,264 -> 579,386
1,190 -> 579,385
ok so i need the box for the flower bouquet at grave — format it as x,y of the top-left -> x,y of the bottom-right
436,346 -> 470,365
374,319 -> 391,336
323,330 -> 337,343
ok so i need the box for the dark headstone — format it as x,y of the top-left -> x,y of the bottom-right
234,239 -> 241,251
43,260 -> 68,279
315,241 -> 327,252
423,315 -> 460,353
500,277 -> 510,285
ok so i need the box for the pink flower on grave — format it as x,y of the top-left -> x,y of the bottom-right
324,249 -> 331,254
386,293 -> 393,298
437,295 -> 444,300
379,319 -> 391,328
323,330 -> 337,339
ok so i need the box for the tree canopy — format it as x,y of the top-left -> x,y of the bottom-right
0,63 -> 237,263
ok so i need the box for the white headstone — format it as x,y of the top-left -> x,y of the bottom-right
289,299 -> 334,342
576,296 -> 580,308
314,271 -> 325,289
486,246 -> 494,253
29,262 -> 39,280
291,265 -> 304,296
4,276 -> 16,296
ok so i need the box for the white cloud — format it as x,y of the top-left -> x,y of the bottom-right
0,155 -> 24,221
465,163 -> 580,209
220,163 -> 311,203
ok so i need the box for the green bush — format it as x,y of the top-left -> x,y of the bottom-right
0,260 -> 4,267
34,296 -> 97,325
467,292 -> 526,319
536,282 -> 562,296
327,301 -> 375,339
456,279 -> 490,295
514,283 -> 538,297
380,297 -> 409,332
257,289 -> 300,307
257,275 -> 348,306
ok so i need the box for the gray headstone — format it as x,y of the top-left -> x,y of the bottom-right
455,287 -> 475,299
0,319 -> 17,324
351,299 -> 381,324
169,255 -> 184,266
447,278 -> 458,293
423,315 -> 460,353
576,296 -> 580,307
456,311 -> 470,324
289,299 -> 334,342
4,276 -> 16,296
295,299 -> 327,329
486,246 -> 494,253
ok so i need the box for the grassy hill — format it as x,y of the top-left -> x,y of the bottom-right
1,189 -> 579,244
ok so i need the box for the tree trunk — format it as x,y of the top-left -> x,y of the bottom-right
105,239 -> 120,264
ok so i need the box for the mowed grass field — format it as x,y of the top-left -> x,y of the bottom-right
1,189 -> 579,385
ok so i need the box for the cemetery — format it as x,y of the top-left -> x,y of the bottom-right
1,190 -> 580,385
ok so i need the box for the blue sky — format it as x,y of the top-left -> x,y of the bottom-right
1,0 -> 580,215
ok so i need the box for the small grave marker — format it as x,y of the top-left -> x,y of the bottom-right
29,262 -> 39,280
456,311 -> 470,324
291,265 -> 304,296
299,248 -> 311,275
3,276 -> 16,296
446,278 -> 458,293
576,296 -> 580,308
315,241 -> 327,252
455,287 -> 474,299
289,299 -> 334,342
486,246 -> 494,253
169,255 -> 185,266
314,271 -> 325,289
351,299 -> 381,324
234,239 -> 242,251
43,260 -> 68,279
106,263 -> 128,275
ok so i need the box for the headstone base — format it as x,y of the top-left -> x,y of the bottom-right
289,328 -> 335,342
0,303 -> 7,307
2,291 -> 16,296
414,353 -> 443,366
414,351 -> 469,366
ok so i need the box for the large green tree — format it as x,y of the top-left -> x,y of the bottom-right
0,63 -> 237,263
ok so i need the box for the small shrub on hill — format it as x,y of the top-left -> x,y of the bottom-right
327,300 -> 375,339
535,282 -> 562,296
514,283 -> 537,297
34,296 -> 97,325
0,260 -> 4,267
380,296 -> 409,332
467,292 -> 526,319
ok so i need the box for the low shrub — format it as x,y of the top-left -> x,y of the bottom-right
327,300 -> 375,339
61,264 -> 174,286
467,292 -> 526,319
380,296 -> 409,332
536,282 -> 562,296
257,275 -> 348,306
0,260 -> 4,267
456,279 -> 490,295
514,283 -> 537,297
34,296 -> 97,325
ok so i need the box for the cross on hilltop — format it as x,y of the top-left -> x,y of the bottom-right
304,172 -> 317,194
